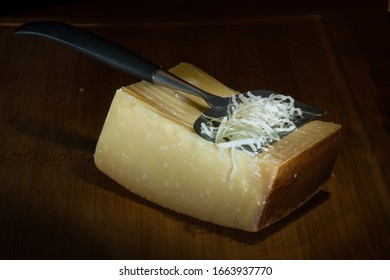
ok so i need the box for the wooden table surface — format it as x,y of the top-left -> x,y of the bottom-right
0,11 -> 389,259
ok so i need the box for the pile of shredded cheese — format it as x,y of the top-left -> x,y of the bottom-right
201,92 -> 303,156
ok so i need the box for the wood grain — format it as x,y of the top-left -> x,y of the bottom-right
0,14 -> 389,259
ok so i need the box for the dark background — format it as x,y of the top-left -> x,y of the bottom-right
3,0 -> 390,118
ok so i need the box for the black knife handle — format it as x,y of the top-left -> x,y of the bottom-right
14,21 -> 160,83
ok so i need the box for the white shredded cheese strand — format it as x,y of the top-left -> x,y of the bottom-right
229,147 -> 238,187
201,92 -> 302,156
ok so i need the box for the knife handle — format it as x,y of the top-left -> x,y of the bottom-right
14,21 -> 224,107
14,21 -> 159,83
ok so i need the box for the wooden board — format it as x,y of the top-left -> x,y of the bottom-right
0,14 -> 389,259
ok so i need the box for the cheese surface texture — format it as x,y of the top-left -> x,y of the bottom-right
94,63 -> 341,232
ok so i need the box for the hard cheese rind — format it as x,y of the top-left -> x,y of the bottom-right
94,63 -> 341,232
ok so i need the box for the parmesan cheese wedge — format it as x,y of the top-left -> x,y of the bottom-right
94,63 -> 341,232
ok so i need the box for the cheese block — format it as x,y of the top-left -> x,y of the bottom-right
94,63 -> 341,232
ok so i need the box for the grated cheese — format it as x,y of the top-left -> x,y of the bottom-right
201,92 -> 302,156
